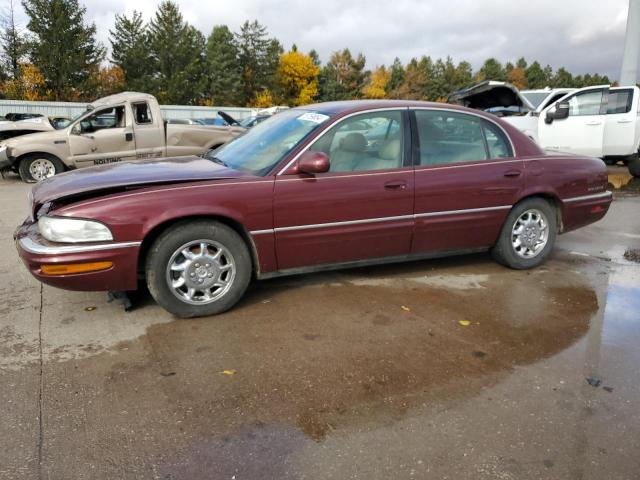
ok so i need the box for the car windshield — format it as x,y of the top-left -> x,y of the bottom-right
206,109 -> 331,175
521,91 -> 549,108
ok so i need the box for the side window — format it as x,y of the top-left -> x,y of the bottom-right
567,90 -> 605,116
415,110 -> 487,165
607,90 -> 633,114
133,102 -> 153,124
483,121 -> 513,159
80,106 -> 125,133
309,111 -> 404,173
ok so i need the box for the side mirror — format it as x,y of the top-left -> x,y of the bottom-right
297,151 -> 330,175
545,101 -> 570,124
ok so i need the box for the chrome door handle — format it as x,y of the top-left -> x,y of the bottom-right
617,119 -> 633,124
586,121 -> 602,126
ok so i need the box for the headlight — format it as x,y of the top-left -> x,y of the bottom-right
38,216 -> 113,243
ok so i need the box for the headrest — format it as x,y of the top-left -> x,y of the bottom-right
379,139 -> 401,161
340,132 -> 367,152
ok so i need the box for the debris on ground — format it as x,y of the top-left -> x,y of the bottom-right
221,370 -> 236,376
603,386 -> 614,393
160,371 -> 176,377
84,306 -> 97,312
586,377 -> 602,388
458,320 -> 471,327
401,306 -> 411,312
472,351 -> 487,358
623,248 -> 640,263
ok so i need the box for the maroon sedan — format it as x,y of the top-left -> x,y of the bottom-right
15,100 -> 612,317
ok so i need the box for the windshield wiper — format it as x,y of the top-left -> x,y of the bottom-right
208,156 -> 229,168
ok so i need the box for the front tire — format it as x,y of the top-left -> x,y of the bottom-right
145,221 -> 252,318
491,198 -> 557,269
18,154 -> 64,182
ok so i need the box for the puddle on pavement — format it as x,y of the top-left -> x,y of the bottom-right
18,258 -> 605,477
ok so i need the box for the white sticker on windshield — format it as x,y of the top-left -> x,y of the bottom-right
298,112 -> 329,124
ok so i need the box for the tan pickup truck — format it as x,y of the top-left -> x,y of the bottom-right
0,92 -> 245,182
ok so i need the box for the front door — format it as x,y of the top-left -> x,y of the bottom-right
273,109 -> 414,270
411,108 -> 524,253
538,86 -> 609,157
68,105 -> 137,167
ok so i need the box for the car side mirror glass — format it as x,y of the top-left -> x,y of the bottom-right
554,101 -> 570,120
297,151 -> 330,175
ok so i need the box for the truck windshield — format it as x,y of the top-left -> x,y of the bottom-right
206,109 -> 331,175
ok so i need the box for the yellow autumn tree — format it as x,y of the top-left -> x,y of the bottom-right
253,89 -> 274,108
277,49 -> 320,106
362,66 -> 390,99
507,67 -> 528,90
1,63 -> 49,101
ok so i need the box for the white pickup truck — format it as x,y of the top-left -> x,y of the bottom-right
0,92 -> 245,182
450,81 -> 640,177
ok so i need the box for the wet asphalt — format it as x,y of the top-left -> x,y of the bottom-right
0,167 -> 639,479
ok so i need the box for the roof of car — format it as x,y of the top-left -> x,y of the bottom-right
298,99 -> 489,117
91,91 -> 156,107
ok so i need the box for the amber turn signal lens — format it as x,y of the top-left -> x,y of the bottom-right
41,262 -> 113,275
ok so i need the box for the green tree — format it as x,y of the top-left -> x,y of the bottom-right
308,49 -> 321,67
476,57 -> 505,82
386,57 -> 405,97
109,11 -> 152,92
394,57 -> 427,100
318,48 -> 366,101
204,25 -> 241,105
551,67 -> 573,88
1,0 -> 27,79
525,61 -> 551,88
235,20 -> 278,106
148,0 -> 206,104
22,0 -> 105,100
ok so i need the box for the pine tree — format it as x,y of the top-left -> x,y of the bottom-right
386,57 -> 405,98
22,0 -> 105,100
109,11 -> 152,92
318,49 -> 366,101
1,0 -> 27,79
205,25 -> 241,106
476,58 -> 505,82
148,0 -> 206,104
235,20 -> 281,106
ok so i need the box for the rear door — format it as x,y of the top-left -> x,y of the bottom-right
538,86 -> 609,157
603,86 -> 640,156
273,109 -> 414,270
411,108 -> 523,253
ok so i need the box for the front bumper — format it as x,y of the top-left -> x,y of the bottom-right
14,221 -> 141,291
0,148 -> 11,169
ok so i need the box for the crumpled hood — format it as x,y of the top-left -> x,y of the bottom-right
32,155 -> 251,206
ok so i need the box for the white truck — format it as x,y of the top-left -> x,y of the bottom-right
449,81 -> 640,177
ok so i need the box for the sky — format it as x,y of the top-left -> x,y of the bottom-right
13,0 -> 633,80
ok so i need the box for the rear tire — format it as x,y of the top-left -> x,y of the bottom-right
18,154 -> 64,183
145,220 -> 252,318
491,198 -> 557,270
629,155 -> 640,178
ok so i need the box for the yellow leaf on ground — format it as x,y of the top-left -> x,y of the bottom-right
458,320 -> 471,326
401,306 -> 411,312
221,370 -> 236,376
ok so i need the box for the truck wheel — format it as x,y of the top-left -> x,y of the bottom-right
18,154 -> 64,183
145,220 -> 252,318
629,155 -> 640,178
491,198 -> 557,270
